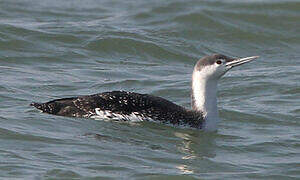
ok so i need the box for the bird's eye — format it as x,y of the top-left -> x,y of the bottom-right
216,60 -> 222,65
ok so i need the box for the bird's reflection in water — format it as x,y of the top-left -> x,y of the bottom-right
174,130 -> 217,174
176,164 -> 194,174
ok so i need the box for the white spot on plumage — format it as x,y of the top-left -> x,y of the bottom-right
92,108 -> 153,122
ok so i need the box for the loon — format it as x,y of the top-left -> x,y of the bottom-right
31,54 -> 259,131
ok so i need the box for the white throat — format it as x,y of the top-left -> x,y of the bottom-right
192,71 -> 219,131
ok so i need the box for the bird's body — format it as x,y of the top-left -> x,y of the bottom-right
31,54 -> 259,131
31,91 -> 203,128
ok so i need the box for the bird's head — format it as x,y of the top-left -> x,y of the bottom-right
193,54 -> 259,80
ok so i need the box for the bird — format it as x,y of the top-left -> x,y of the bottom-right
31,54 -> 259,131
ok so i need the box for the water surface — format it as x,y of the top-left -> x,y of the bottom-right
0,0 -> 299,179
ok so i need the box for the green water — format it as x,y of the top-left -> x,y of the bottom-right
0,0 -> 299,179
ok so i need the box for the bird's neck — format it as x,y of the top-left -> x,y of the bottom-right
191,71 -> 219,131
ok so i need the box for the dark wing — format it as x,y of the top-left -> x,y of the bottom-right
96,91 -> 202,126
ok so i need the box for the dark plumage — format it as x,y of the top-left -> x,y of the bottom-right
31,91 -> 203,128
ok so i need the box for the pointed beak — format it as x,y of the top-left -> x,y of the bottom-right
225,56 -> 259,68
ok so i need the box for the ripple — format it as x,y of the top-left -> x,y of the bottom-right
44,169 -> 82,179
85,36 -> 189,62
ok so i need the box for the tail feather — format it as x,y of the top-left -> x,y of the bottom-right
30,101 -> 61,114
30,102 -> 43,110
30,102 -> 53,113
